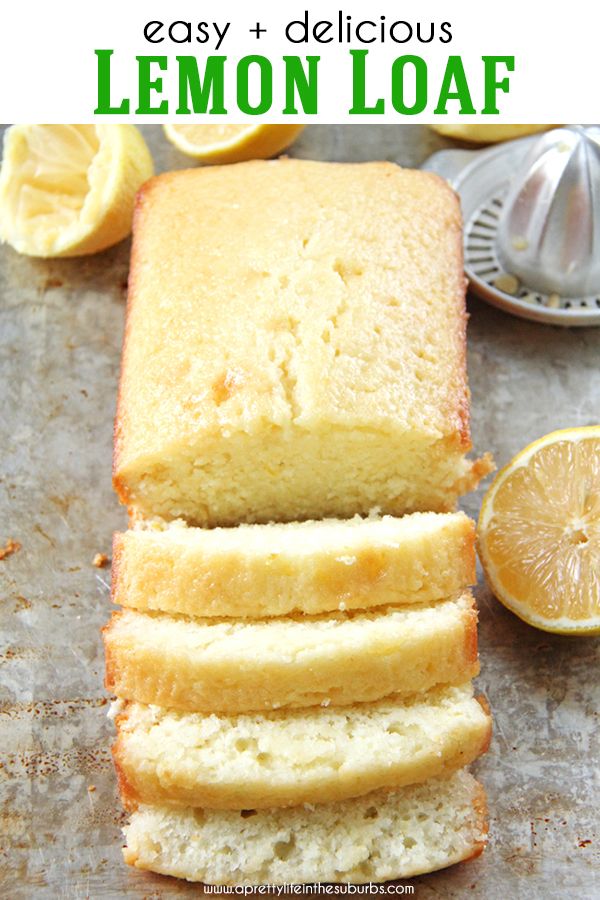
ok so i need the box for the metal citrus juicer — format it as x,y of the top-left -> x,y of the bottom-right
423,125 -> 600,326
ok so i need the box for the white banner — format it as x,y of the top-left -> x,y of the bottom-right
0,0 -> 598,123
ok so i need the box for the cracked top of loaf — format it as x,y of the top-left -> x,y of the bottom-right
114,159 -> 489,526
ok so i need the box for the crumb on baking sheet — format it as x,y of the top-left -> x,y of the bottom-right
0,539 -> 21,561
42,277 -> 64,290
93,553 -> 109,568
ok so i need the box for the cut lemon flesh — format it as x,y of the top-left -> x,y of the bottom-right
163,124 -> 305,164
0,125 -> 153,257
430,124 -> 556,144
478,427 -> 600,634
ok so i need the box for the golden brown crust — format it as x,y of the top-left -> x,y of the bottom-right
449,782 -> 489,868
470,783 -> 490,857
433,175 -> 487,476
476,694 -> 492,718
111,697 -> 142,810
112,741 -> 140,812
463,602 -> 480,669
102,612 -> 121,693
462,524 -> 477,587
112,180 -> 154,508
113,170 -> 218,506
110,532 -> 124,604
417,171 -> 470,453
475,695 -> 493,756
452,219 -> 471,452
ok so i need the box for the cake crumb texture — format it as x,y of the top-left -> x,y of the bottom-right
113,683 -> 491,810
122,769 -> 488,884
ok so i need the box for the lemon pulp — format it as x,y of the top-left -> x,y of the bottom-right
0,124 -> 153,257
478,428 -> 600,634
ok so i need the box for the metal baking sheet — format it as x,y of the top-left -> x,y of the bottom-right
0,125 -> 598,899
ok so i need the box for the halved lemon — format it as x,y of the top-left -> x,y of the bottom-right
478,427 -> 600,634
163,124 -> 305,164
0,124 -> 153,257
430,124 -> 556,144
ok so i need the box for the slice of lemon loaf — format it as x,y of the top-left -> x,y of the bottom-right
113,160 -> 492,527
123,769 -> 488,884
104,593 -> 478,714
112,512 -> 475,619
113,683 -> 491,810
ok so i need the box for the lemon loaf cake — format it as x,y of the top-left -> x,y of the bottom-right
104,593 -> 478,713
113,683 -> 491,810
113,160 -> 492,526
123,769 -> 488,884
112,512 -> 475,619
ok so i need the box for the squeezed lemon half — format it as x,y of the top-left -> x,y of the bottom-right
478,427 -> 600,634
163,124 -> 305,164
0,124 -> 153,257
430,124 -> 556,144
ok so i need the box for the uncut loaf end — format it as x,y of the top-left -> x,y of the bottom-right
113,160 -> 492,527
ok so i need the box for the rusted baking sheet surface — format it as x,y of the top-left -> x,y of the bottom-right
0,124 -> 598,899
